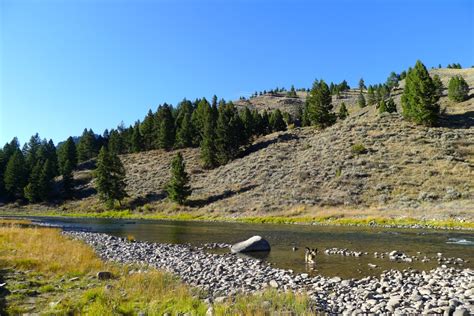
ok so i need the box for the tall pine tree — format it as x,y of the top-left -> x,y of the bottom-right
306,79 -> 336,128
401,60 -> 440,126
4,150 -> 28,199
94,146 -> 127,208
166,152 -> 191,205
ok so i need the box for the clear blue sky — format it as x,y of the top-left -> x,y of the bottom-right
1,0 -> 473,146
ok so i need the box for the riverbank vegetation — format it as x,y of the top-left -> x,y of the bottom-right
0,220 -> 314,314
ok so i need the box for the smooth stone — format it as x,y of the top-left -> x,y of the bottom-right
230,236 -> 271,253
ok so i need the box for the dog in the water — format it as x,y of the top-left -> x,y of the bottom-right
305,247 -> 318,263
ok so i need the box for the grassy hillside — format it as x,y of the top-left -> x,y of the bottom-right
3,68 -> 473,223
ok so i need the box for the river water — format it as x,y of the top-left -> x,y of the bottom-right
27,217 -> 474,279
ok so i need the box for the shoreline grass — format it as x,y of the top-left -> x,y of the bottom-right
1,208 -> 473,230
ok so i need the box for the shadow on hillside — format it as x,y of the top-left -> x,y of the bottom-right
0,269 -> 10,314
438,111 -> 474,129
128,192 -> 167,208
188,184 -> 257,207
240,133 -> 299,157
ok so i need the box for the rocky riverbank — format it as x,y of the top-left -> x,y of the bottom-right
64,231 -> 473,314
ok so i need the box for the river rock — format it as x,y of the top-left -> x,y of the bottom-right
97,271 -> 113,280
230,236 -> 271,253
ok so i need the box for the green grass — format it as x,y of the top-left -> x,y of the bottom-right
23,209 -> 474,230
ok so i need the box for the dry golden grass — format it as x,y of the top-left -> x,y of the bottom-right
0,223 -> 104,275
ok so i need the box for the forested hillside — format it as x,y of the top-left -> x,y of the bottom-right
1,62 -> 473,221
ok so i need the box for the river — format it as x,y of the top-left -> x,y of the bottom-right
25,216 -> 474,279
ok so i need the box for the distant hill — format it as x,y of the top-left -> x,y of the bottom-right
14,68 -> 474,221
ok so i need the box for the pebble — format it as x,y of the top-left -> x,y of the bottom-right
64,231 -> 474,315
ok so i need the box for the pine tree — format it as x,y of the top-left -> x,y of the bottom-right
157,104 -> 175,150
338,102 -> 349,120
215,103 -> 242,164
448,75 -> 469,102
269,109 -> 287,132
61,159 -> 74,198
166,152 -> 191,205
378,99 -> 387,114
38,159 -> 55,200
58,136 -> 77,174
200,106 -> 217,169
77,129 -> 98,162
358,93 -> 366,108
24,133 -> 42,172
131,122 -> 144,153
386,97 -> 397,113
240,107 -> 255,141
358,78 -> 366,92
176,111 -> 194,148
432,74 -> 444,99
367,86 -> 376,105
287,85 -> 297,98
108,129 -> 126,154
306,79 -> 336,128
401,60 -> 440,126
386,72 -> 399,91
94,146 -> 127,208
0,149 -> 5,198
260,110 -> 271,134
141,109 -> 156,150
191,98 -> 211,142
4,150 -> 28,199
24,162 -> 43,202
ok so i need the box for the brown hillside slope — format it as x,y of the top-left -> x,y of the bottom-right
29,68 -> 474,221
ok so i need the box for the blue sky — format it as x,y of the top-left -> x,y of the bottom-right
1,0 -> 473,146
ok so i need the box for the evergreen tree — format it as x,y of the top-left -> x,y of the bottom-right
4,150 -> 27,199
215,103 -> 243,164
386,72 -> 399,91
378,99 -> 387,114
432,74 -> 444,98
269,109 -> 287,132
240,107 -> 255,141
24,162 -> 42,202
401,60 -> 440,126
38,159 -> 55,200
157,104 -> 175,150
367,86 -> 376,105
385,97 -> 397,113
131,122 -> 144,153
61,160 -> 74,198
24,133 -> 42,172
357,93 -> 366,108
287,85 -> 297,98
306,79 -> 336,128
141,109 -> 156,150
260,110 -> 271,134
77,129 -> 98,162
94,146 -> 127,208
338,102 -> 349,120
166,152 -> 191,205
358,78 -> 366,92
448,75 -> 469,102
0,149 -> 5,198
108,129 -> 125,155
191,98 -> 211,141
58,136 -> 78,172
200,106 -> 217,169
176,111 -> 194,148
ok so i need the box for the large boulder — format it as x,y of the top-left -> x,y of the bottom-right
230,235 -> 271,253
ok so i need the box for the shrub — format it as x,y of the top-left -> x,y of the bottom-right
448,75 -> 469,102
351,143 -> 367,155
